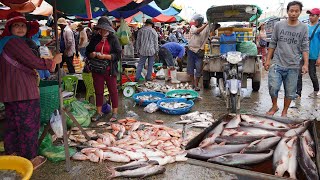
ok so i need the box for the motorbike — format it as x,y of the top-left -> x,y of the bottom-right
218,51 -> 246,113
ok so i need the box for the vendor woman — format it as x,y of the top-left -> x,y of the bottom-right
0,12 -> 62,168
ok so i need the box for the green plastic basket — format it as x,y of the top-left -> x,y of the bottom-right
39,80 -> 60,125
165,89 -> 199,100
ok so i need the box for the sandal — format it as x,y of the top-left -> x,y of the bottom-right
110,113 -> 118,122
91,113 -> 105,122
31,156 -> 47,170
194,86 -> 200,91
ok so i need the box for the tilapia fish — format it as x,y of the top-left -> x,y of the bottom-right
297,136 -> 319,180
208,149 -> 274,165
187,143 -> 248,160
241,136 -> 281,153
107,165 -> 166,179
112,160 -> 159,172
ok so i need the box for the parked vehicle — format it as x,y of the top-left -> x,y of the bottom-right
203,4 -> 263,93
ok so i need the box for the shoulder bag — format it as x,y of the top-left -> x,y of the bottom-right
310,23 -> 320,41
88,40 -> 110,74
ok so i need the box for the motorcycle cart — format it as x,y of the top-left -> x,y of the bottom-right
203,5 -> 263,92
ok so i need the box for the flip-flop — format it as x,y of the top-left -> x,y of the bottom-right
31,156 -> 47,170
266,107 -> 279,116
110,113 -> 118,122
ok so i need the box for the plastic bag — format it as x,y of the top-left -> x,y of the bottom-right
116,19 -> 131,46
39,46 -> 53,58
40,146 -> 76,162
144,103 -> 159,113
66,101 -> 91,127
50,110 -> 63,138
126,110 -> 139,119
156,68 -> 165,79
236,41 -> 258,56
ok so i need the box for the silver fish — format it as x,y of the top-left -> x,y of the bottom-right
225,115 -> 241,129
112,160 -> 159,172
208,149 -> 274,165
302,130 -> 315,157
190,121 -> 212,128
187,143 -> 248,160
241,114 -> 290,128
107,165 -> 166,179
215,136 -> 267,144
297,136 -> 319,180
239,121 -> 289,131
284,121 -> 310,137
241,136 -> 281,153
238,127 -> 282,137
199,122 -> 227,148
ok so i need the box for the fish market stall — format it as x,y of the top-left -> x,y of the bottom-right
185,114 -> 320,180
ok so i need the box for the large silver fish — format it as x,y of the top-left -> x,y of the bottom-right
239,121 -> 289,131
238,127 -> 283,137
107,165 -> 166,179
215,136 -> 268,144
273,137 -> 297,179
284,121 -> 310,137
208,149 -> 274,165
241,136 -> 281,153
240,114 -> 290,128
111,160 -> 159,172
297,136 -> 319,180
199,122 -> 227,148
225,115 -> 241,129
187,143 -> 248,160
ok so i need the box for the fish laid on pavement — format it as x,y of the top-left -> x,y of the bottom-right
297,136 -> 319,180
107,165 -> 166,179
187,143 -> 248,160
241,136 -> 281,153
112,160 -> 159,172
208,149 -> 274,165
215,136 -> 269,144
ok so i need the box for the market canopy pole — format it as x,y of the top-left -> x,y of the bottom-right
53,0 -> 71,172
85,0 -> 92,19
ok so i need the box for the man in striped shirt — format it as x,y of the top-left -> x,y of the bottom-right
135,19 -> 159,81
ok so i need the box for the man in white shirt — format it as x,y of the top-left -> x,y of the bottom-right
77,24 -> 89,58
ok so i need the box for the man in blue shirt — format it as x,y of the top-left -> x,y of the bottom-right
158,42 -> 185,83
296,8 -> 320,97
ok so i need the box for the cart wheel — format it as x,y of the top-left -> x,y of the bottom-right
230,94 -> 237,113
203,80 -> 210,89
252,81 -> 261,91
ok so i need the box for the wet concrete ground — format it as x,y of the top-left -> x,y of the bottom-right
32,68 -> 320,180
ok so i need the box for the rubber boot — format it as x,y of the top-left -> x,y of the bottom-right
170,69 -> 181,84
164,68 -> 169,81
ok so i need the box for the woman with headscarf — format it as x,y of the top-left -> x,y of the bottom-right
0,12 -> 62,168
85,17 -> 121,122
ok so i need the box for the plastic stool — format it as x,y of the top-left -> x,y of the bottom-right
124,68 -> 136,75
82,73 -> 96,105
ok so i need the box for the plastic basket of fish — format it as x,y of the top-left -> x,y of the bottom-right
185,114 -> 320,180
132,92 -> 166,106
166,89 -> 199,100
157,98 -> 194,115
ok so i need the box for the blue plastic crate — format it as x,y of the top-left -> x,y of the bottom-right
132,91 -> 166,106
157,98 -> 194,115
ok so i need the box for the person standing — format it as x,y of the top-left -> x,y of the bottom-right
296,8 -> 320,98
86,17 -> 121,122
158,42 -> 185,83
0,12 -> 62,167
77,24 -> 89,59
135,19 -> 158,81
256,22 -> 267,64
264,1 -> 309,117
187,14 -> 210,91
57,18 -> 76,74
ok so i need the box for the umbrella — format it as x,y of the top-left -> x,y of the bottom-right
154,0 -> 174,10
109,3 -> 161,19
124,12 -> 151,23
149,1 -> 182,16
152,14 -> 184,23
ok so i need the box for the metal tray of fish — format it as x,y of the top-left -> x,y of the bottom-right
185,114 -> 320,180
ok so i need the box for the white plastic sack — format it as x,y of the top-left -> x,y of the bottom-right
156,68 -> 165,79
50,110 -> 63,138
144,103 -> 159,113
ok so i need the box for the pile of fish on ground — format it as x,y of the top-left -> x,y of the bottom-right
175,111 -> 216,128
136,95 -> 162,101
138,82 -> 193,93
187,114 -> 318,180
159,102 -> 191,109
70,118 -> 198,179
